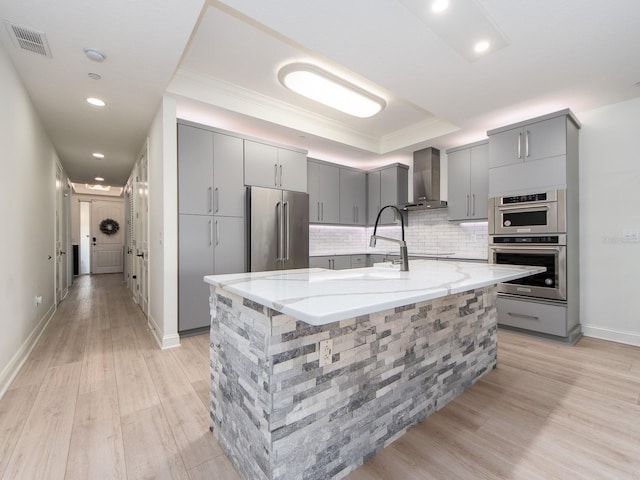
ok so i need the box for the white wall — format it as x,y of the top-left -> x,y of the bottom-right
147,96 -> 179,348
0,43 -> 60,395
579,96 -> 640,346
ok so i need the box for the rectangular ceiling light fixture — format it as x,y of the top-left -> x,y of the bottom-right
278,63 -> 386,118
400,0 -> 508,61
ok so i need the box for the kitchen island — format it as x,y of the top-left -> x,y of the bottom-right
204,260 -> 544,480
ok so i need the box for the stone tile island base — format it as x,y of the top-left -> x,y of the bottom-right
209,285 -> 498,480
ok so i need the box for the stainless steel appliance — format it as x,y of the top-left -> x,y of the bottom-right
489,235 -> 566,301
489,189 -> 566,235
246,186 -> 309,272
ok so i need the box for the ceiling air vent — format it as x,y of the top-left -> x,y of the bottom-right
4,21 -> 52,58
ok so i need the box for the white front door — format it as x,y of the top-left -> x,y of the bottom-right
91,200 -> 125,274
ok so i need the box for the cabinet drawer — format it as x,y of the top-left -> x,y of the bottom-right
497,296 -> 567,337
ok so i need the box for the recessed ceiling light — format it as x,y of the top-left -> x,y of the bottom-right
84,48 -> 106,62
88,72 -> 102,80
86,97 -> 106,107
92,152 -> 104,159
278,63 -> 385,118
474,40 -> 491,53
94,176 -> 105,182
431,0 -> 449,13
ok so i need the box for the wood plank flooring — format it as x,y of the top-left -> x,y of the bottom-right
1,273 -> 639,479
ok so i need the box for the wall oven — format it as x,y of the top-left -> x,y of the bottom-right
489,235 -> 566,302
489,189 -> 566,235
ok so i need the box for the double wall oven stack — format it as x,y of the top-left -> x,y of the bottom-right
488,189 -> 581,343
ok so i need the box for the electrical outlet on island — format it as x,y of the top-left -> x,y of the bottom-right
319,339 -> 333,366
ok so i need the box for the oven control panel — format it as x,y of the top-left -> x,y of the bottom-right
492,235 -> 560,244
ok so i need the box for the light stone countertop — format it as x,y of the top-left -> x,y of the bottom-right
204,259 -> 544,326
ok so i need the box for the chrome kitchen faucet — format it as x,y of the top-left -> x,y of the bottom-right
369,205 -> 409,272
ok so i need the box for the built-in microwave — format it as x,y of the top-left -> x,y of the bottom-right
489,190 -> 566,235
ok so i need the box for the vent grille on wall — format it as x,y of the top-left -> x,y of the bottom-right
4,21 -> 52,58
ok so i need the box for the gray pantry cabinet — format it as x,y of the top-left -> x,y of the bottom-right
488,110 -> 580,197
339,168 -> 367,225
307,159 -> 340,224
177,121 -> 245,334
367,164 -> 409,225
446,140 -> 489,221
244,140 -> 307,192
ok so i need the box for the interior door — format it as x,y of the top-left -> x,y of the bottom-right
91,200 -> 125,274
55,166 -> 64,303
134,150 -> 149,315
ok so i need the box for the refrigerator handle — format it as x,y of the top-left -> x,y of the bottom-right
276,201 -> 282,262
283,201 -> 290,261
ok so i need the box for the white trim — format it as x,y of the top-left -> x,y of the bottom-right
148,313 -> 181,349
0,304 -> 56,399
582,325 -> 640,347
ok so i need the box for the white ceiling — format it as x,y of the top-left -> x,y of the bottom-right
2,0 -> 640,185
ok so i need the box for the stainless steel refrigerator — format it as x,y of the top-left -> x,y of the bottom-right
246,186 -> 309,272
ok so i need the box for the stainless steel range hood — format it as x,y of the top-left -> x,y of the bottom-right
401,147 -> 448,211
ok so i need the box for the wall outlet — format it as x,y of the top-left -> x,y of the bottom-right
35,295 -> 43,306
622,230 -> 640,243
319,339 -> 333,367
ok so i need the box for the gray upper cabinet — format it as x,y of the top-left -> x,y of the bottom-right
489,115 -> 567,168
339,168 -> 366,225
368,164 -> 408,225
244,140 -> 307,192
213,133 -> 244,217
178,124 -> 214,215
278,148 -> 307,192
447,141 -> 489,221
308,159 -> 340,224
488,110 -> 580,197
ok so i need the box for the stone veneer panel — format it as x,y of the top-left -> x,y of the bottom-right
209,285 -> 498,480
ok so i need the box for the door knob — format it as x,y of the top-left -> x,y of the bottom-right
137,253 -> 144,258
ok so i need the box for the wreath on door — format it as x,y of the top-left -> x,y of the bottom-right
99,218 -> 120,235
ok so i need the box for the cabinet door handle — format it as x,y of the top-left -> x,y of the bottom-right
466,194 -> 470,216
356,206 -> 358,223
279,165 -> 283,187
525,130 -> 530,157
215,220 -> 220,246
517,132 -> 522,159
274,164 -> 278,187
214,187 -> 219,213
507,312 -> 539,321
472,194 -> 476,217
321,202 -> 324,221
208,219 -> 212,246
207,186 -> 213,213
317,202 -> 320,221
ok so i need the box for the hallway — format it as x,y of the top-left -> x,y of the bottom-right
0,274 -> 238,479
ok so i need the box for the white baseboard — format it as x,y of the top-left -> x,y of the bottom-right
148,313 -> 181,350
582,325 -> 640,347
0,303 -> 56,400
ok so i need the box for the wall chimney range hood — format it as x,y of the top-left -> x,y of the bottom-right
401,147 -> 448,211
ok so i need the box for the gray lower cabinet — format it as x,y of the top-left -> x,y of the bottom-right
178,214 -> 214,333
309,255 -> 351,270
367,164 -> 409,225
497,296 -> 568,337
244,140 -> 307,192
308,159 -> 340,224
178,214 -> 244,333
446,141 -> 489,221
339,168 -> 366,225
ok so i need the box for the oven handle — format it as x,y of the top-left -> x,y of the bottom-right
490,246 -> 561,254
496,204 -> 551,212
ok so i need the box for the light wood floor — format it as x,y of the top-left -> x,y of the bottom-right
1,274 -> 639,479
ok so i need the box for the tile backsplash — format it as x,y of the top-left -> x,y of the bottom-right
309,210 -> 489,259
